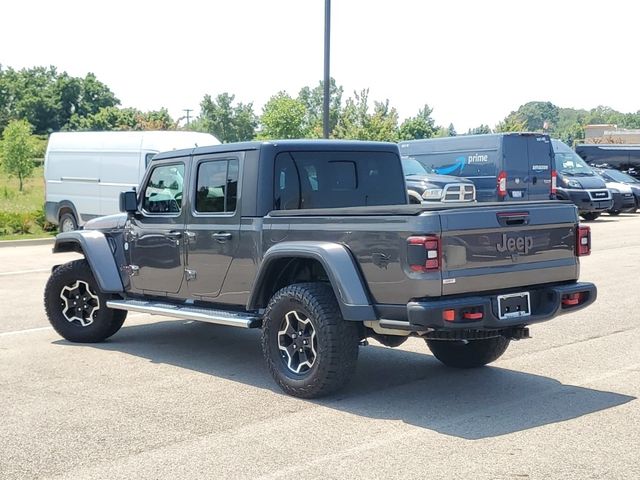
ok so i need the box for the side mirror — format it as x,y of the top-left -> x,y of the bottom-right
119,190 -> 138,213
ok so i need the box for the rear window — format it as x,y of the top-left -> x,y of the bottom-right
411,151 -> 497,177
273,151 -> 406,209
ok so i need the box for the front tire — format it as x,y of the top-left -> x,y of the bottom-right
425,336 -> 510,368
44,259 -> 126,343
261,283 -> 360,398
59,212 -> 78,232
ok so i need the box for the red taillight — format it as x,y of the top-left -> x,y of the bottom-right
497,171 -> 507,197
407,235 -> 441,272
562,293 -> 583,306
551,170 -> 557,195
576,225 -> 591,256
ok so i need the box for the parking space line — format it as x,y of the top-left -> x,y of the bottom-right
0,268 -> 50,276
0,313 -> 148,337
0,326 -> 52,336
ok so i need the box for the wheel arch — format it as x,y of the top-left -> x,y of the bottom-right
53,231 -> 124,293
248,241 -> 376,321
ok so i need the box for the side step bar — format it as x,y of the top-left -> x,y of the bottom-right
106,299 -> 262,328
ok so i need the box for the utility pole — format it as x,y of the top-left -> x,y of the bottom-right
183,109 -> 193,127
323,0 -> 331,139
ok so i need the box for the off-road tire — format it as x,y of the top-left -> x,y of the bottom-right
59,212 -> 78,232
44,259 -> 126,343
261,283 -> 360,398
425,336 -> 510,368
580,212 -> 600,221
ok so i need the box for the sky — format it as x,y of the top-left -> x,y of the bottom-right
2,0 -> 639,132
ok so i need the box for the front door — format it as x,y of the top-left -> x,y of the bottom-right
127,161 -> 187,294
185,155 -> 241,299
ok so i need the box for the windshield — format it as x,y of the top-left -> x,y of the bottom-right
402,157 -> 433,176
555,152 -> 594,176
602,169 -> 640,184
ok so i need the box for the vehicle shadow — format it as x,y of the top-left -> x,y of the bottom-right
56,320 -> 635,440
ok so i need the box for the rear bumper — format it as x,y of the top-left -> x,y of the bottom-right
402,282 -> 596,331
558,188 -> 612,213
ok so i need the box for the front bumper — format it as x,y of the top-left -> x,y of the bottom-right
403,282 -> 597,331
610,192 -> 636,212
558,188 -> 612,213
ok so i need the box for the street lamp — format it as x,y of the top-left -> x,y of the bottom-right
323,0 -> 331,139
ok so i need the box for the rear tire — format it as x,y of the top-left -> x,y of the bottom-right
59,212 -> 78,232
44,259 -> 126,343
580,212 -> 600,221
261,283 -> 360,398
425,336 -> 510,368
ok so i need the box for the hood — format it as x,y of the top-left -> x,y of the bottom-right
405,173 -> 473,188
559,174 -> 607,189
605,181 -> 633,194
84,213 -> 128,231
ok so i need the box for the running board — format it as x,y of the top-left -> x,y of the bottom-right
106,299 -> 261,328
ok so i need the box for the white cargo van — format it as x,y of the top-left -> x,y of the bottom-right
44,131 -> 219,230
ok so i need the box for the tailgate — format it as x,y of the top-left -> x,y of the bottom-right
438,202 -> 579,295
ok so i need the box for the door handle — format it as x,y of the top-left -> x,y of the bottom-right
212,232 -> 232,242
167,231 -> 182,240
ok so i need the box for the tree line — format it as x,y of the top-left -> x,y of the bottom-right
3,64 -> 640,161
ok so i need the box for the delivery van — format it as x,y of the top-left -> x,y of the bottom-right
399,133 -> 555,202
44,131 -> 219,230
552,139 -> 612,221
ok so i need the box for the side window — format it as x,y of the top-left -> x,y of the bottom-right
195,159 -> 239,213
142,164 -> 185,214
274,154 -> 300,210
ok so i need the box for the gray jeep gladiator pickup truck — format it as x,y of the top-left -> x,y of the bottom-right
44,140 -> 596,398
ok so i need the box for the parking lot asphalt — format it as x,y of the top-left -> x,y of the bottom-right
1,215 -> 639,480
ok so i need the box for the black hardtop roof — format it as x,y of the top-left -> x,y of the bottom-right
152,139 -> 399,161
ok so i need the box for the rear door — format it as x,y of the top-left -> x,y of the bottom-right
502,134 -> 553,201
184,153 -> 242,299
526,135 -> 554,200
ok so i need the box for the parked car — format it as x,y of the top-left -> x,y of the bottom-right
593,168 -> 638,214
576,144 -> 640,179
44,131 -> 219,231
44,139 -> 596,398
595,168 -> 640,207
399,133 -> 555,202
401,157 -> 475,204
551,139 -> 612,221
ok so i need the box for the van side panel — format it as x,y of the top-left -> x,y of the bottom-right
98,150 -> 141,215
45,151 -> 101,225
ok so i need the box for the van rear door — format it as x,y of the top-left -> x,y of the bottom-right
502,134 -> 553,201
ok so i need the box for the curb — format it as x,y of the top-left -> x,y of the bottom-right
0,237 -> 56,248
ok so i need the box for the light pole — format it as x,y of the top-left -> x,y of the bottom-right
323,0 -> 331,139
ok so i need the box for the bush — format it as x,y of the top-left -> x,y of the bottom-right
0,210 -> 53,236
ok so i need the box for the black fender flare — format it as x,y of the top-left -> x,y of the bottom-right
53,231 -> 124,293
248,241 -> 376,321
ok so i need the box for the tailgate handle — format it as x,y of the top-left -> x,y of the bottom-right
497,212 -> 529,226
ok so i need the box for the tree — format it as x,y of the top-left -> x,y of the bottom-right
297,78 -> 343,138
399,104 -> 437,140
258,92 -> 308,139
467,124 -> 492,135
0,119 -> 37,191
190,93 -> 257,142
447,123 -> 457,136
67,106 -> 175,131
333,89 -> 399,142
0,65 -> 119,134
